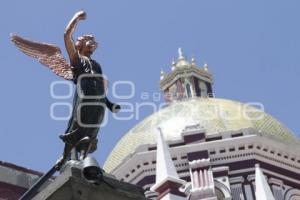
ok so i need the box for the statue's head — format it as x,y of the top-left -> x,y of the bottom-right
75,35 -> 98,57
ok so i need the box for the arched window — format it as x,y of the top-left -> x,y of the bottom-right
199,81 -> 207,97
285,189 -> 300,200
186,83 -> 192,98
214,180 -> 232,199
183,78 -> 193,98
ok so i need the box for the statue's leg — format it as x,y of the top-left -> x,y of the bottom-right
79,141 -> 93,160
79,150 -> 86,160
63,143 -> 74,159
77,136 -> 91,160
70,148 -> 78,160
56,143 -> 74,169
86,141 -> 93,155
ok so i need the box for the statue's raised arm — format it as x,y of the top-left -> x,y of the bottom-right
64,10 -> 86,65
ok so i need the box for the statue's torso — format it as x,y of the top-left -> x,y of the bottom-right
65,56 -> 106,140
74,57 -> 105,99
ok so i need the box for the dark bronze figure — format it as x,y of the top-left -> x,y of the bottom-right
11,10 -> 120,168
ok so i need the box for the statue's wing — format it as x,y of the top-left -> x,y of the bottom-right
11,34 -> 74,80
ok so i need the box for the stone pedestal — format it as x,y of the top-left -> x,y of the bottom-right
32,161 -> 146,200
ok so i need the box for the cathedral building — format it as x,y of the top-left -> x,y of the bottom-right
103,49 -> 300,200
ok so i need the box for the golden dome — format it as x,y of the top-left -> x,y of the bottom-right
103,98 -> 299,173
175,58 -> 190,68
174,47 -> 190,68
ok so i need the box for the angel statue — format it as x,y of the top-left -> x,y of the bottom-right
11,10 -> 120,168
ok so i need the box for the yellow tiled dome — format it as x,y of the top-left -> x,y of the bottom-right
103,98 -> 299,173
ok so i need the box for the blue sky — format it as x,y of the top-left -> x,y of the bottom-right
1,0 -> 300,172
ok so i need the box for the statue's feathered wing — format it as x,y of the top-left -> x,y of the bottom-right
11,34 -> 74,80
